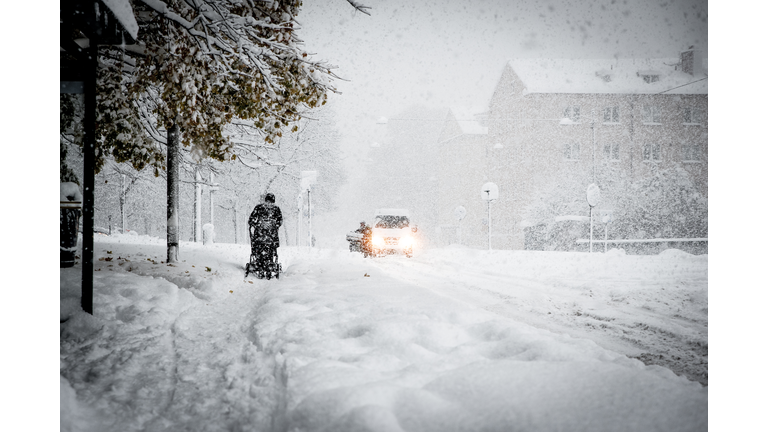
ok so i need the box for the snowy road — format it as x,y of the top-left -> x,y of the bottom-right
371,248 -> 708,385
60,235 -> 707,432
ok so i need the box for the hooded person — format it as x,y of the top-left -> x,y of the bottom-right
354,221 -> 373,257
249,193 -> 283,248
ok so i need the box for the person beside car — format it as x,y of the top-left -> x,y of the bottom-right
355,221 -> 373,257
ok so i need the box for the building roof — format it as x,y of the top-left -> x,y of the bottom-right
507,57 -> 708,95
449,107 -> 488,135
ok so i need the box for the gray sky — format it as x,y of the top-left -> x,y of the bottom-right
298,0 -> 707,157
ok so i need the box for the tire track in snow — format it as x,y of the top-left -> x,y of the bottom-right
369,255 -> 708,385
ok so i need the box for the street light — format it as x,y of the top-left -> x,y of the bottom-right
481,182 -> 498,250
586,183 -> 601,253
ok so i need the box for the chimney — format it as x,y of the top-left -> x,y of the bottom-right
681,46 -> 704,76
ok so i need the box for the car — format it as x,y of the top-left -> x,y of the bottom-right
370,208 -> 417,258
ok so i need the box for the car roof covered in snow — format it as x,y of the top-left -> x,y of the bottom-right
374,208 -> 410,217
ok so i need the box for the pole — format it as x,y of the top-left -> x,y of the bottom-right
589,206 -> 593,253
233,197 -> 238,245
209,171 -> 215,228
591,120 -> 596,184
81,35 -> 98,314
194,168 -> 201,242
307,187 -> 312,247
486,191 -> 492,251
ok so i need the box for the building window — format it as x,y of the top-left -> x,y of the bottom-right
564,142 -> 580,160
563,106 -> 580,122
642,143 -> 661,161
603,106 -> 620,123
682,143 -> 702,161
683,107 -> 704,124
596,70 -> 612,82
604,143 -> 619,160
642,74 -> 660,83
642,105 -> 661,124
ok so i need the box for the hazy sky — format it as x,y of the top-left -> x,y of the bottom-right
297,0 -> 707,157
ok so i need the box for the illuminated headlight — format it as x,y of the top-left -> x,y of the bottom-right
399,235 -> 413,247
372,236 -> 385,246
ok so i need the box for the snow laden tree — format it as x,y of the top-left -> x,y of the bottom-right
208,101 -> 346,245
61,95 -> 83,185
522,163 -> 707,252
608,163 -> 708,242
95,0 -> 354,262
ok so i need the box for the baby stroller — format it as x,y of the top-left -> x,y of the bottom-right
245,225 -> 282,279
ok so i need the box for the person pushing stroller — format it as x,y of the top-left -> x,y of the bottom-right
245,193 -> 283,279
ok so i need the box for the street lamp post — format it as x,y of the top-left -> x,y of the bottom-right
586,184 -> 601,253
486,191 -> 491,250
591,119 -> 596,184
481,182 -> 498,251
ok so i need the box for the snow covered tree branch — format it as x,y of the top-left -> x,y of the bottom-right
91,0 -> 359,174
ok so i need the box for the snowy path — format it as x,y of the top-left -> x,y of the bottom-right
60,236 -> 707,432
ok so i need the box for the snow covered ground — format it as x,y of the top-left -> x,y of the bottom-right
60,234 -> 707,431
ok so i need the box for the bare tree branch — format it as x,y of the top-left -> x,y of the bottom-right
346,0 -> 372,16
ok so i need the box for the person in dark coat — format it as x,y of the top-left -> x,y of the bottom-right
246,192 -> 283,278
249,193 -> 283,248
355,221 -> 372,257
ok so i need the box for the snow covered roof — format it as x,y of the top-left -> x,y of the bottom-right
507,57 -> 708,95
449,107 -> 488,135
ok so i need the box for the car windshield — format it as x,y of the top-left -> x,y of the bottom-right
375,216 -> 409,229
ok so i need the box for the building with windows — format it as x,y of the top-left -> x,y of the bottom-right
434,48 -> 708,250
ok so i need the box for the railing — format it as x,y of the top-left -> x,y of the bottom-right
576,238 -> 707,244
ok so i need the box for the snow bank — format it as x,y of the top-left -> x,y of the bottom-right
60,238 -> 706,431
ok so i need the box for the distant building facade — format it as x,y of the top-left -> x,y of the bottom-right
435,48 -> 708,251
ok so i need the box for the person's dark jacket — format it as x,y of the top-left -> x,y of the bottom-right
355,223 -> 372,252
249,202 -> 283,246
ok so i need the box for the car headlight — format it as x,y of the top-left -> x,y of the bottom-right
372,236 -> 385,246
399,235 -> 413,247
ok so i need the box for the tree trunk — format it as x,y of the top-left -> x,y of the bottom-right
120,174 -> 126,233
167,123 -> 180,262
209,171 -> 215,228
232,197 -> 238,245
